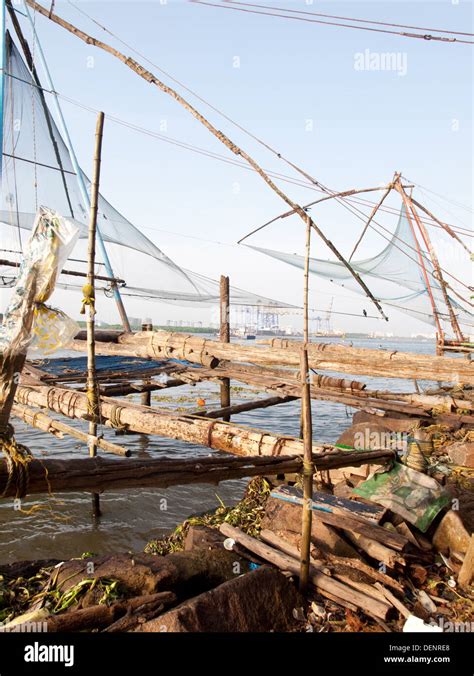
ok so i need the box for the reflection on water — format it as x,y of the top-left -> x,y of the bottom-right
0,338 -> 434,563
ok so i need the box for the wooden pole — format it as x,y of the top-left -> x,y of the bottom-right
11,403 -> 131,457
86,111 -> 105,518
404,192 -> 464,343
299,215 -> 314,593
219,275 -> 231,421
73,330 -> 474,384
349,176 -> 397,260
395,181 -> 445,351
0,454 -> 304,496
140,320 -> 153,407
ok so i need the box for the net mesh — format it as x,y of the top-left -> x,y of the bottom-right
0,33 -> 294,311
247,205 -> 473,330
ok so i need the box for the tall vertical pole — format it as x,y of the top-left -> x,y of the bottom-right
0,0 -> 6,192
22,1 -> 131,332
299,215 -> 314,593
395,180 -> 445,353
86,111 -> 104,519
219,275 -> 231,422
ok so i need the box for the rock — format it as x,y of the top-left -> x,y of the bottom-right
54,549 -> 247,605
337,421 -> 395,450
184,525 -> 226,552
432,510 -> 471,556
446,442 -> 474,468
352,410 -> 422,434
261,497 -> 358,558
137,566 -> 302,632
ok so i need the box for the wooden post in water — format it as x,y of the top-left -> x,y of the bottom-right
299,215 -> 314,593
85,111 -> 105,519
141,320 -> 153,407
219,275 -> 231,422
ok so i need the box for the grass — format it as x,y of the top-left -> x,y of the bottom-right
145,476 -> 271,555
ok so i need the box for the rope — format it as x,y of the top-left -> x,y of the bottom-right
108,404 -> 126,431
0,424 -> 32,499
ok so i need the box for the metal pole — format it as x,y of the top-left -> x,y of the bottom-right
22,1 -> 131,332
299,215 -> 314,593
86,111 -> 104,519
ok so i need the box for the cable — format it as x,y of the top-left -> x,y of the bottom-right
60,1 -> 472,242
191,0 -> 474,45
225,1 -> 474,37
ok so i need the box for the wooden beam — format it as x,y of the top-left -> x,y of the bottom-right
70,330 -> 474,384
0,455 -> 304,496
14,382 -> 395,464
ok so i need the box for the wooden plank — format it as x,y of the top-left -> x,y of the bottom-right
271,486 -> 409,551
272,485 -> 386,523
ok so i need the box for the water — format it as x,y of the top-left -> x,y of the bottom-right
0,337 -> 436,563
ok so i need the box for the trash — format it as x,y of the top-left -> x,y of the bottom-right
354,462 -> 450,532
0,207 -> 79,355
416,589 -> 437,614
311,601 -> 327,619
403,615 -> 443,633
432,510 -> 471,556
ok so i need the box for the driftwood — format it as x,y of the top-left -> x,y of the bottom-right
45,591 -> 176,632
220,523 -> 392,620
346,532 -> 405,569
318,552 -> 405,594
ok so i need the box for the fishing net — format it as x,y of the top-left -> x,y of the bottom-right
0,33 -> 294,311
247,205 -> 473,330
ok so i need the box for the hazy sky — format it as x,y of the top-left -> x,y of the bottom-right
1,0 -> 472,334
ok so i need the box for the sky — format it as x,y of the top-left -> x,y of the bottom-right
0,0 -> 472,334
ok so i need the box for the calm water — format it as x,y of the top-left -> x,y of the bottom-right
0,338 -> 436,563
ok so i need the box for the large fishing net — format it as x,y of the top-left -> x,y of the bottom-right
247,205 -> 473,330
0,33 -> 294,311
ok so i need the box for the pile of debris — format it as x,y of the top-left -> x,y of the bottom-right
1,449 -> 472,633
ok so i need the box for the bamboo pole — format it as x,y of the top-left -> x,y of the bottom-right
25,0 -> 387,321
395,181 -> 445,350
11,403 -> 131,457
349,176 -> 397,260
409,195 -> 472,257
85,111 -> 104,518
299,215 -> 313,593
403,189 -> 464,343
219,275 -> 231,422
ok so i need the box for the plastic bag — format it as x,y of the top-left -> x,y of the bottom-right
30,304 -> 79,354
353,462 -> 450,532
0,207 -> 79,354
